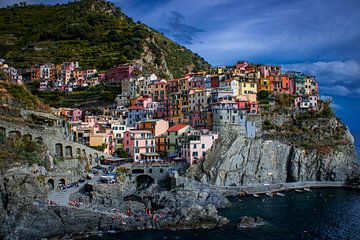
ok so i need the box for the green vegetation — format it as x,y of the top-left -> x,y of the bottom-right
262,99 -> 348,153
257,90 -> 270,101
262,119 -> 273,130
114,148 -> 129,158
26,81 -> 120,107
1,81 -> 49,111
0,0 -> 210,78
0,134 -> 46,170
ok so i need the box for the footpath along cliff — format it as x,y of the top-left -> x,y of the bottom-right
188,96 -> 359,187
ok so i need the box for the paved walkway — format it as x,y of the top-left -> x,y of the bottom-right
47,175 -> 101,206
209,181 -> 350,196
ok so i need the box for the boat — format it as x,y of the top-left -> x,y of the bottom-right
276,192 -> 285,197
253,193 -> 260,198
265,192 -> 273,197
295,189 -> 303,193
303,188 -> 311,192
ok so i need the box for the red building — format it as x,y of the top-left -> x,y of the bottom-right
105,64 -> 142,82
30,66 -> 40,81
268,75 -> 294,94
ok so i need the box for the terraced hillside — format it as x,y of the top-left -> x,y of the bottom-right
0,0 -> 210,78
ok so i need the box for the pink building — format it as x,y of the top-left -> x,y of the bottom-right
180,130 -> 218,165
106,64 -> 142,82
235,95 -> 258,114
123,130 -> 157,162
235,61 -> 250,70
134,96 -> 153,108
258,65 -> 282,78
136,119 -> 169,137
71,108 -> 82,122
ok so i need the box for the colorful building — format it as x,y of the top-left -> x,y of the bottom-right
180,130 -> 218,165
166,124 -> 191,158
136,119 -> 169,137
123,130 -> 157,162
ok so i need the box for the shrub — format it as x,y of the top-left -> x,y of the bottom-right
262,120 -> 273,130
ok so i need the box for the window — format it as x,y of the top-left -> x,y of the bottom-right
194,144 -> 197,149
193,152 -> 198,157
202,144 -> 205,149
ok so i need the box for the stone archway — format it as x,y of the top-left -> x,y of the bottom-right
59,178 -> 66,189
88,154 -> 93,165
8,130 -> 21,139
81,149 -> 86,158
136,174 -> 155,188
65,146 -> 73,158
55,143 -> 63,157
47,179 -> 55,191
0,127 -> 6,137
76,148 -> 81,156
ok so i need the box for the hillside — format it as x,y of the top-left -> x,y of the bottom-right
0,0 -> 210,78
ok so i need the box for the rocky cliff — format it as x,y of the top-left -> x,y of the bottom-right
0,166 -> 229,239
189,116 -> 359,187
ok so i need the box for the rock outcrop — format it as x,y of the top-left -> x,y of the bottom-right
189,125 -> 359,186
0,167 -> 229,239
237,216 -> 265,229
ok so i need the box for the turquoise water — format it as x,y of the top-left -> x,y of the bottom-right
87,189 -> 360,240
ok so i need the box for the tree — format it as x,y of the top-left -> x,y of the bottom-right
257,90 -> 269,101
114,148 -> 129,158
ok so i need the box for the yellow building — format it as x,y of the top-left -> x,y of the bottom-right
232,76 -> 257,95
179,77 -> 189,123
257,78 -> 271,92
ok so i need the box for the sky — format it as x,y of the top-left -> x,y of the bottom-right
1,0 -> 360,132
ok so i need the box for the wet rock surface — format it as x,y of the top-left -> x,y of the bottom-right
0,168 -> 229,239
237,216 -> 265,229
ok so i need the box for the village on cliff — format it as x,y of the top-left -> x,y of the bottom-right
0,59 -> 321,166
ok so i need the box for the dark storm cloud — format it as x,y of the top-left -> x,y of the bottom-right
158,11 -> 205,45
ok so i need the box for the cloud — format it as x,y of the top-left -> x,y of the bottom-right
321,85 -> 351,96
331,103 -> 342,111
158,11 -> 205,45
282,60 -> 360,84
354,89 -> 360,95
282,60 -> 360,99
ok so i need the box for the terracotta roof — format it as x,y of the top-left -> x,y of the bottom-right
128,106 -> 144,110
168,123 -> 188,132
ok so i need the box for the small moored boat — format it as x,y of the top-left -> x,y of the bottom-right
303,188 -> 311,192
253,193 -> 260,198
276,192 -> 285,197
265,192 -> 273,197
295,189 -> 303,193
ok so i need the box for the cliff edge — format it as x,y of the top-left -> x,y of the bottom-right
189,97 -> 359,186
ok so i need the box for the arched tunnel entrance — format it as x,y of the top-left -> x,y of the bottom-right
47,179 -> 54,191
136,174 -> 155,189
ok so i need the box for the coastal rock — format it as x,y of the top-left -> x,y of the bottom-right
190,125 -> 359,186
237,216 -> 265,229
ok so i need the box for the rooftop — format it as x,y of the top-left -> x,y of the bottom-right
128,106 -> 144,110
168,123 -> 189,132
